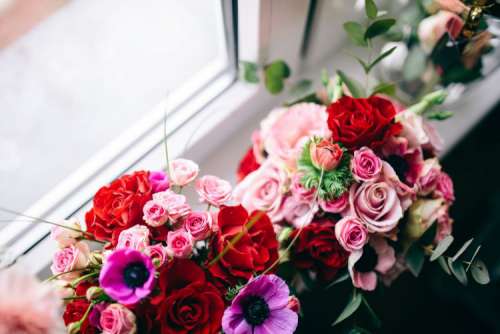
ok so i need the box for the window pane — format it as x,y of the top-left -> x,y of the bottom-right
0,0 -> 230,216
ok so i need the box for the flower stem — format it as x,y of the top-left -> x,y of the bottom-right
71,271 -> 99,288
44,268 -> 87,283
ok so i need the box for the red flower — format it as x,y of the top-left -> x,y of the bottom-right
236,147 -> 260,182
291,218 -> 348,281
327,96 -> 401,150
208,205 -> 279,287
63,300 -> 97,334
85,171 -> 153,243
152,259 -> 225,334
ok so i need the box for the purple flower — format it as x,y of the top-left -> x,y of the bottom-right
149,170 -> 170,193
99,249 -> 155,305
222,274 -> 298,334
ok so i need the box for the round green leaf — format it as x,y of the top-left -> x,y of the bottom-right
430,235 -> 454,261
365,18 -> 396,40
265,59 -> 290,79
344,21 -> 368,47
365,0 -> 378,19
470,260 -> 490,285
448,257 -> 468,285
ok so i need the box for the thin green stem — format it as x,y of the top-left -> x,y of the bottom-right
71,271 -> 99,288
44,268 -> 87,283
465,245 -> 481,272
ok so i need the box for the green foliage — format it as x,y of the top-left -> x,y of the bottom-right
470,260 -> 490,285
344,22 -> 368,47
337,70 -> 366,98
362,296 -> 381,329
430,235 -> 454,261
298,138 -> 354,200
448,257 -> 468,285
426,110 -> 454,121
321,69 -> 330,87
365,0 -> 378,19
365,18 -> 396,40
371,82 -> 396,96
289,79 -> 313,98
240,61 -> 259,83
225,284 -> 244,301
332,290 -> 363,326
406,243 -> 425,277
451,238 -> 473,262
326,271 -> 349,289
240,59 -> 292,95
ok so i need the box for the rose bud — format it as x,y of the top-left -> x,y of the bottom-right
309,138 -> 343,171
86,287 -> 104,302
67,322 -> 81,334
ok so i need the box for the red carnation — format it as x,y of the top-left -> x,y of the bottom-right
291,218 -> 348,281
63,300 -> 97,334
85,171 -> 153,243
237,147 -> 261,182
152,259 -> 225,334
208,205 -> 279,287
327,96 -> 401,151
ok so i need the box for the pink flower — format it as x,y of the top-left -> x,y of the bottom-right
404,198 -> 447,242
233,161 -> 288,222
153,190 -> 191,221
348,181 -> 403,233
380,162 -> 417,211
0,268 -> 63,334
148,170 -> 170,193
116,225 -> 150,252
417,158 -> 441,196
418,11 -> 464,54
309,138 -> 343,171
166,229 -> 193,259
144,244 -> 169,267
184,211 -> 213,241
435,209 -> 454,243
335,216 -> 368,252
50,242 -> 90,281
431,0 -> 468,14
100,303 -> 137,334
348,237 -> 396,291
262,103 -> 330,168
319,192 -> 349,214
351,147 -> 382,182
142,199 -> 169,227
290,173 -> 315,201
169,159 -> 199,186
287,296 -> 301,314
435,171 -> 455,202
282,196 -> 318,228
50,217 -> 84,248
195,175 -> 232,207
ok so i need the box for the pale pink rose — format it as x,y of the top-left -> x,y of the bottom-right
309,139 -> 343,171
335,216 -> 368,252
153,190 -> 191,221
251,130 -> 266,164
348,181 -> 403,233
380,162 -> 417,211
142,199 -> 169,227
417,158 -> 441,196
116,225 -> 150,252
319,192 -> 349,214
290,173 -> 315,201
184,211 -> 213,241
100,303 -> 137,334
435,171 -> 455,202
262,103 -> 330,168
233,161 -> 288,222
418,11 -> 464,54
282,196 -> 318,228
144,244 -> 169,267
396,110 -> 430,149
404,198 -> 447,242
50,241 -> 90,280
348,237 -> 396,291
195,175 -> 232,207
423,121 -> 444,153
148,170 -> 170,193
169,159 -> 199,186
351,147 -> 382,182
50,217 -> 84,248
166,229 -> 193,259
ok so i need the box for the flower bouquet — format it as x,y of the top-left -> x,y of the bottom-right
49,163 -> 299,334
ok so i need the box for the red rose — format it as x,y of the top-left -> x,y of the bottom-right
327,96 -> 402,150
291,218 -> 348,281
237,147 -> 261,182
153,259 -> 225,334
63,300 -> 97,334
208,205 -> 279,287
85,171 -> 153,243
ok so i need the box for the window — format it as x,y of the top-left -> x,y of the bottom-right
0,0 -> 236,263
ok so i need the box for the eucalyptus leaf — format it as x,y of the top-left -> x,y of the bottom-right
365,46 -> 397,73
326,272 -> 350,289
426,111 -> 454,121
344,22 -> 368,47
321,69 -> 330,87
365,0 -> 378,19
406,243 -> 425,277
349,327 -> 372,334
240,61 -> 259,83
470,260 -> 490,285
437,256 -> 451,275
332,291 -> 363,326
365,18 -> 396,40
362,296 -> 381,328
371,82 -> 396,96
337,70 -> 366,98
451,238 -> 473,262
265,59 -> 291,79
403,46 -> 427,81
264,76 -> 284,95
430,235 -> 454,261
448,257 -> 468,285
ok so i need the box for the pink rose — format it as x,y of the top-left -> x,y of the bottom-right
351,147 -> 382,182
50,242 -> 90,280
417,158 -> 441,196
184,211 -> 213,241
380,162 -> 417,211
262,103 -> 330,168
233,161 -> 288,222
282,196 -> 318,228
429,0 -> 468,14
319,192 -> 349,214
116,225 -> 150,252
349,181 -> 403,233
404,198 -> 447,242
50,218 -> 84,248
100,303 -> 137,334
166,229 -> 193,259
290,173 -> 315,201
169,159 -> 199,186
418,11 -> 464,54
142,199 -> 169,227
309,139 -> 343,171
144,244 -> 169,267
153,190 -> 191,221
195,175 -> 232,207
148,170 -> 170,193
435,171 -> 455,202
435,209 -> 453,243
335,216 -> 368,252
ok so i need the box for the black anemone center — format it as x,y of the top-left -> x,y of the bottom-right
123,262 -> 149,288
242,295 -> 270,326
354,246 -> 378,273
386,155 -> 409,182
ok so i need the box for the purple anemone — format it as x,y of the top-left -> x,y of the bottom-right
222,274 -> 298,334
99,248 -> 155,305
